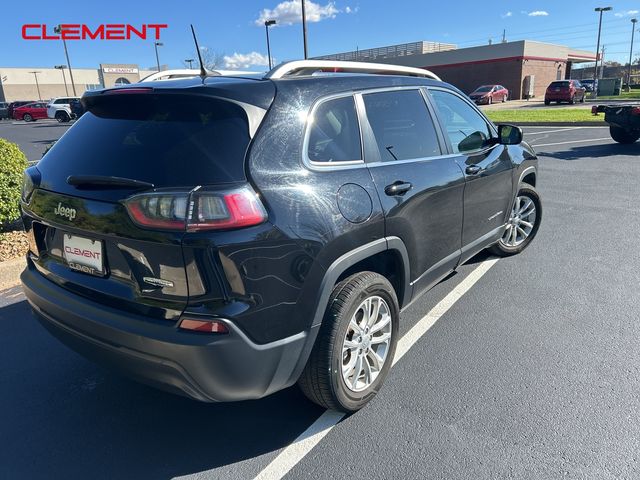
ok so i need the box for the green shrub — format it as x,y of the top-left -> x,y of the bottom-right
0,139 -> 28,226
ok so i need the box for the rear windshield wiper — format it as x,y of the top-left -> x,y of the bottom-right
67,175 -> 154,190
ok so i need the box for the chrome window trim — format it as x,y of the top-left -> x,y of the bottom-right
302,91 -> 365,171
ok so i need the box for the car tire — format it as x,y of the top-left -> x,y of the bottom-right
569,95 -> 575,105
23,114 -> 32,122
55,111 -> 70,123
610,126 -> 640,144
544,100 -> 550,106
580,94 -> 585,103
488,96 -> 492,105
298,271 -> 399,412
489,183 -> 542,257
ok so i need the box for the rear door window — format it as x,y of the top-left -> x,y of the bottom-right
307,96 -> 361,163
362,90 -> 442,162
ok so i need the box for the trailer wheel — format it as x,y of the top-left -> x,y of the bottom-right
610,126 -> 640,144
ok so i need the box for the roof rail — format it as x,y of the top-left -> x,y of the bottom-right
139,69 -> 261,83
264,60 -> 441,81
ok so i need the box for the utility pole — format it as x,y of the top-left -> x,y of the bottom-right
628,18 -> 638,91
54,65 -> 69,96
185,59 -> 195,69
29,71 -> 42,100
600,46 -> 606,79
301,0 -> 308,59
593,6 -> 612,99
154,42 -> 163,71
502,29 -> 507,43
54,25 -> 77,96
265,20 -> 276,69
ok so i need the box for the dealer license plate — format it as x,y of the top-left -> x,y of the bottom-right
63,233 -> 104,276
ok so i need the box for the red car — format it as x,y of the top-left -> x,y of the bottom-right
13,101 -> 49,122
469,85 -> 509,105
544,80 -> 586,105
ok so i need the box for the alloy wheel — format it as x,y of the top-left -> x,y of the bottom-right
501,195 -> 537,247
341,295 -> 392,392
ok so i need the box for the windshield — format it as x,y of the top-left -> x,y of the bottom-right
473,86 -> 493,93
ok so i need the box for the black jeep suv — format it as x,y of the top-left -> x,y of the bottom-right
20,61 -> 541,412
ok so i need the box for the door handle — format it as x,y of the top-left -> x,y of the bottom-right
384,181 -> 412,196
465,165 -> 482,175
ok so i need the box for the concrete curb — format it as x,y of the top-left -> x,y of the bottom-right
0,257 -> 25,291
513,121 -> 607,127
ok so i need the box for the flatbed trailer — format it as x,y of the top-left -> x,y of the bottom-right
592,104 -> 640,144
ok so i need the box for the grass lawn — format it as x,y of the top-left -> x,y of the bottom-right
597,91 -> 640,100
485,108 -> 605,124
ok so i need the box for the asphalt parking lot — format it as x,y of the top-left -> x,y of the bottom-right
1,125 -> 639,479
0,119 -> 72,161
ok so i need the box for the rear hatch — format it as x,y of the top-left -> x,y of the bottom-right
22,85 -> 272,322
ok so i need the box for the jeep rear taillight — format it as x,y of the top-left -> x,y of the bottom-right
124,185 -> 267,231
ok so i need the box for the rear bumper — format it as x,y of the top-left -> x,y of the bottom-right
21,261 -> 317,402
545,94 -> 572,101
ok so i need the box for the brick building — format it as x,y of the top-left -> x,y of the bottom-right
317,40 -> 597,100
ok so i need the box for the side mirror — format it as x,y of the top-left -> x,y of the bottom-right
497,124 -> 523,145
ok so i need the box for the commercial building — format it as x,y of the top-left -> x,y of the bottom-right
314,40 -> 457,62
316,40 -> 597,100
0,64 -> 157,102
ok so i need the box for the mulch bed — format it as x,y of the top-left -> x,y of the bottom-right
0,230 -> 29,262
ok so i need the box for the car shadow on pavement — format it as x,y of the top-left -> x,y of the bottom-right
0,299 -> 325,480
538,143 -> 638,161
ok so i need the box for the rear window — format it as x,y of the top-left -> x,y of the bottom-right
550,81 -> 570,88
38,94 -> 251,196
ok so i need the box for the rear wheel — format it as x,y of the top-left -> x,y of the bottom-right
489,183 -> 542,257
298,272 -> 399,412
579,94 -> 585,103
544,99 -> 550,106
55,111 -> 70,123
610,126 -> 640,144
22,113 -> 32,122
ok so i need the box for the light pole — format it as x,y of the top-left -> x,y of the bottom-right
54,65 -> 69,96
185,58 -> 195,69
53,25 -> 77,96
301,0 -> 308,59
627,18 -> 638,92
29,71 -> 42,100
154,42 -> 164,71
265,20 -> 276,69
593,6 -> 612,99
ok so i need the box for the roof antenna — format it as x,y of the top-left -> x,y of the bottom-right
190,24 -> 207,80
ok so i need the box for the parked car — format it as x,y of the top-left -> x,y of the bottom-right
13,101 -> 48,122
0,102 -> 9,119
469,85 -> 509,105
592,103 -> 640,144
581,79 -> 597,93
20,60 -> 541,412
8,100 -> 36,119
544,80 -> 586,105
47,96 -> 80,122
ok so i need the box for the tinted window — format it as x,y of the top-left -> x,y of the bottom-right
550,81 -> 570,88
430,90 -> 493,154
37,94 -> 251,198
362,90 -> 441,162
54,99 -> 66,104
307,96 -> 361,163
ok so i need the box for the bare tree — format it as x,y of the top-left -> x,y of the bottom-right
184,47 -> 225,70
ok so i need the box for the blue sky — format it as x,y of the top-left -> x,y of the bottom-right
2,0 -> 638,70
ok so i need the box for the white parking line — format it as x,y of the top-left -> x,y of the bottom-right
532,137 -> 611,148
524,127 -> 585,135
254,257 -> 499,480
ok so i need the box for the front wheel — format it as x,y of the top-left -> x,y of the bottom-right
298,272 -> 399,412
489,183 -> 542,257
22,113 -> 32,122
55,111 -> 70,123
610,126 -> 640,144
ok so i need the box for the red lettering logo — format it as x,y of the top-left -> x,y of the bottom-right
21,24 -> 168,40
64,246 -> 101,260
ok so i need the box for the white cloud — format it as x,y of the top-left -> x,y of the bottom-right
223,52 -> 270,70
255,1 -> 340,26
615,10 -> 639,18
501,11 -> 512,18
528,10 -> 549,16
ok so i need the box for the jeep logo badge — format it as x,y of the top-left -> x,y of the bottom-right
54,202 -> 77,221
